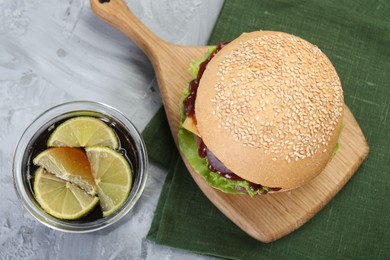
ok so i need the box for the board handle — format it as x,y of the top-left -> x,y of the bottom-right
90,0 -> 168,60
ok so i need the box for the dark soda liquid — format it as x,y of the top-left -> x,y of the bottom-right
22,111 -> 139,223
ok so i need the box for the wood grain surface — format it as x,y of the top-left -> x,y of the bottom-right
90,0 -> 369,242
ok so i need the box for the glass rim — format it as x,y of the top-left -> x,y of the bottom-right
12,100 -> 148,233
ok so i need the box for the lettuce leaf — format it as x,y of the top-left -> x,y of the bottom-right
331,120 -> 345,160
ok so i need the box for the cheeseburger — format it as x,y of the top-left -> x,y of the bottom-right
178,31 -> 344,196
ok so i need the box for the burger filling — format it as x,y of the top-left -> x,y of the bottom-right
179,42 -> 280,196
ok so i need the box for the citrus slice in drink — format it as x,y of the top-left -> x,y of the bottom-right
34,167 -> 99,220
47,116 -> 119,149
33,147 -> 96,196
85,146 -> 132,217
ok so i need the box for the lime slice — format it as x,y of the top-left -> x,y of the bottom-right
33,147 -> 96,196
34,167 -> 99,220
85,146 -> 132,217
47,116 -> 119,149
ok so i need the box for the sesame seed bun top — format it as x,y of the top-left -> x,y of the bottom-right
195,31 -> 344,191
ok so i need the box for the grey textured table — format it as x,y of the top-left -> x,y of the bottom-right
0,0 -> 223,259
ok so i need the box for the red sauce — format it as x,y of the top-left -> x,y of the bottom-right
183,79 -> 199,119
183,41 -> 230,119
198,139 -> 208,158
183,41 -> 281,194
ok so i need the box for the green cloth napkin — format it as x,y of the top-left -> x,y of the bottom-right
143,0 -> 390,259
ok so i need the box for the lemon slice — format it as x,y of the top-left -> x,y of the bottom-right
33,147 -> 96,196
85,146 -> 132,217
47,116 -> 119,149
34,167 -> 99,220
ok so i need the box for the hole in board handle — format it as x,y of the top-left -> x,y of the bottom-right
99,0 -> 110,3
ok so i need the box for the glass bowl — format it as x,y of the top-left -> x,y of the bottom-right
12,101 -> 148,232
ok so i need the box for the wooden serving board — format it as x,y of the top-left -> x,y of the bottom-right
90,0 -> 369,243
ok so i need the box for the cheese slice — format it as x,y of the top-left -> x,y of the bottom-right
182,116 -> 200,137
